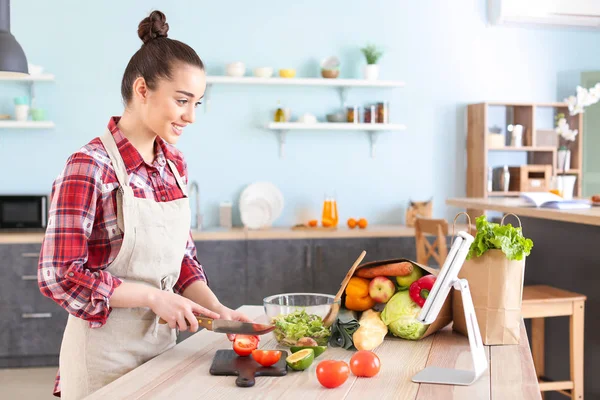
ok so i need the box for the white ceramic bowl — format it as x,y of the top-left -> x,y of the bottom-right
253,67 -> 273,78
226,62 -> 246,77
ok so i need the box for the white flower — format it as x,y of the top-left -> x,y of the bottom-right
555,118 -> 578,142
564,84 -> 600,115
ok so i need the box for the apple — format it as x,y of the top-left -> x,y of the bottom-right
396,267 -> 423,290
368,276 -> 396,303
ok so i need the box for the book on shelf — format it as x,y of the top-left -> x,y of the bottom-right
520,192 -> 591,210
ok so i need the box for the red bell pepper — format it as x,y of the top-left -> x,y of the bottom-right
409,275 -> 437,307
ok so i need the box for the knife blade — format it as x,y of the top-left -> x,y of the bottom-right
158,315 -> 275,335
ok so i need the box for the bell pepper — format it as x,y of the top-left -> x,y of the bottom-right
345,277 -> 376,311
409,275 -> 437,307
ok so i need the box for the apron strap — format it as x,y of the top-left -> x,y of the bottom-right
166,159 -> 188,197
99,130 -> 132,190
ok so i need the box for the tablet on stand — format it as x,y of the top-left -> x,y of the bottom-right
412,230 -> 488,385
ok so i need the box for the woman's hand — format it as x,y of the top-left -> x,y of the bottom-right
217,306 -> 255,341
148,289 -> 220,332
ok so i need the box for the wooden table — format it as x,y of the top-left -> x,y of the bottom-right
88,306 -> 541,400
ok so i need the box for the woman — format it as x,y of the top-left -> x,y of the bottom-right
38,10 -> 251,399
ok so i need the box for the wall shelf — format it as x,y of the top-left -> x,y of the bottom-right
0,121 -> 55,129
266,122 -> 407,158
0,73 -> 55,116
204,75 -> 405,110
0,74 -> 55,82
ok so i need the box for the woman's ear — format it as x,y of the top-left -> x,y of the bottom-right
132,77 -> 149,103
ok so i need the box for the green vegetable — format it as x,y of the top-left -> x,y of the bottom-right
271,310 -> 331,347
380,291 -> 428,340
467,215 -> 533,261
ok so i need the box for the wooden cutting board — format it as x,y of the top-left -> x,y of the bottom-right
209,349 -> 288,387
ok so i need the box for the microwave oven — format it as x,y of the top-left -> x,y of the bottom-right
0,195 -> 48,231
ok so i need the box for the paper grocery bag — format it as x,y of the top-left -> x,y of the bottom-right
452,249 -> 525,345
347,259 -> 453,339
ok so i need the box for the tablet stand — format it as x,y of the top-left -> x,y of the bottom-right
412,278 -> 488,385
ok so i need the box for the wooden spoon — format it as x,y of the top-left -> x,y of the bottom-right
322,250 -> 366,327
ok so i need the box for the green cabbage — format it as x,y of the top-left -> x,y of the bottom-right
381,291 -> 428,340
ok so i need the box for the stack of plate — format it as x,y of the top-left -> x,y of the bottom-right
239,182 -> 284,229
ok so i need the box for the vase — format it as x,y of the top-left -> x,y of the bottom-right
363,64 -> 379,80
557,174 -> 577,200
557,149 -> 571,172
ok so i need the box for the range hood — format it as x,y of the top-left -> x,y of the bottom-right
0,0 -> 28,77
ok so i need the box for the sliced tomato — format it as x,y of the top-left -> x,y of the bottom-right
251,350 -> 282,367
232,335 -> 259,357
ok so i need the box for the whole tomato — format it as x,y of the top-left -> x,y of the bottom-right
349,351 -> 381,377
232,335 -> 259,357
316,360 -> 350,388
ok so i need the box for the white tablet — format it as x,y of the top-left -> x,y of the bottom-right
418,230 -> 474,324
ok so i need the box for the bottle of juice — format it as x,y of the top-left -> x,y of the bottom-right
321,195 -> 332,227
331,195 -> 338,227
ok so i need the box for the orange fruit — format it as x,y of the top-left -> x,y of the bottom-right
322,218 -> 333,227
358,218 -> 368,229
347,218 -> 357,229
308,220 -> 318,227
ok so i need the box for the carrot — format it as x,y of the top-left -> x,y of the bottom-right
354,262 -> 414,279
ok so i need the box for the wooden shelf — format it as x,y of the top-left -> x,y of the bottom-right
0,74 -> 55,82
487,191 -> 521,197
206,76 -> 405,88
467,102 -> 583,217
0,121 -> 55,129
488,146 -> 556,152
266,123 -> 406,158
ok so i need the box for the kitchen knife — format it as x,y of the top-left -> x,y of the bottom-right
158,315 -> 275,335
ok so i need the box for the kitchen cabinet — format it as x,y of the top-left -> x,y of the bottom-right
194,240 -> 247,310
246,239 -> 313,306
311,238 -> 379,295
0,244 -> 67,367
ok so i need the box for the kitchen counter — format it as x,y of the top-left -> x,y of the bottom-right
447,197 -> 600,226
0,224 -> 446,244
449,196 -> 598,399
87,305 -> 540,400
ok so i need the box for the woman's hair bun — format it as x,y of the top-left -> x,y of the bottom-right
138,10 -> 169,44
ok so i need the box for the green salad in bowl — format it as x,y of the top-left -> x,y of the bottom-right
263,293 -> 338,346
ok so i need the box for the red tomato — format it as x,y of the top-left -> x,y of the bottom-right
316,360 -> 350,388
232,335 -> 259,357
349,351 -> 381,377
251,350 -> 282,367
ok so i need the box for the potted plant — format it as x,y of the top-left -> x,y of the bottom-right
360,44 -> 384,80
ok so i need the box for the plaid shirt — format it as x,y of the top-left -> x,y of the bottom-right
38,117 -> 208,396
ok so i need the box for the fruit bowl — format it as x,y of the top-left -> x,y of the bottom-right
263,293 -> 339,346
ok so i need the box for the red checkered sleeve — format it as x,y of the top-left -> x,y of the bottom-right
174,158 -> 208,294
38,152 -> 122,327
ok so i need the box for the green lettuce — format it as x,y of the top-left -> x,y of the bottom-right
381,291 -> 428,340
271,310 -> 330,346
467,215 -> 533,261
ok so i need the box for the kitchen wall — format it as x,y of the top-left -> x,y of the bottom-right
2,0 -> 600,227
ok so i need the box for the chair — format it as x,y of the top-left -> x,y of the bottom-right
414,217 -> 449,266
521,285 -> 586,399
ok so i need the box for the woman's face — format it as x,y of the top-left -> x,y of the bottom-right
141,63 -> 206,145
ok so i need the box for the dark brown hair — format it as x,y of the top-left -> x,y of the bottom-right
120,10 -> 204,104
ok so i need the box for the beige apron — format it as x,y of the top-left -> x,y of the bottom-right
59,130 -> 191,399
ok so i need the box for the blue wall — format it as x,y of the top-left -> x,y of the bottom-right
2,0 -> 600,227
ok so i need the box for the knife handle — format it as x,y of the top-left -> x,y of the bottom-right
158,315 -> 214,330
